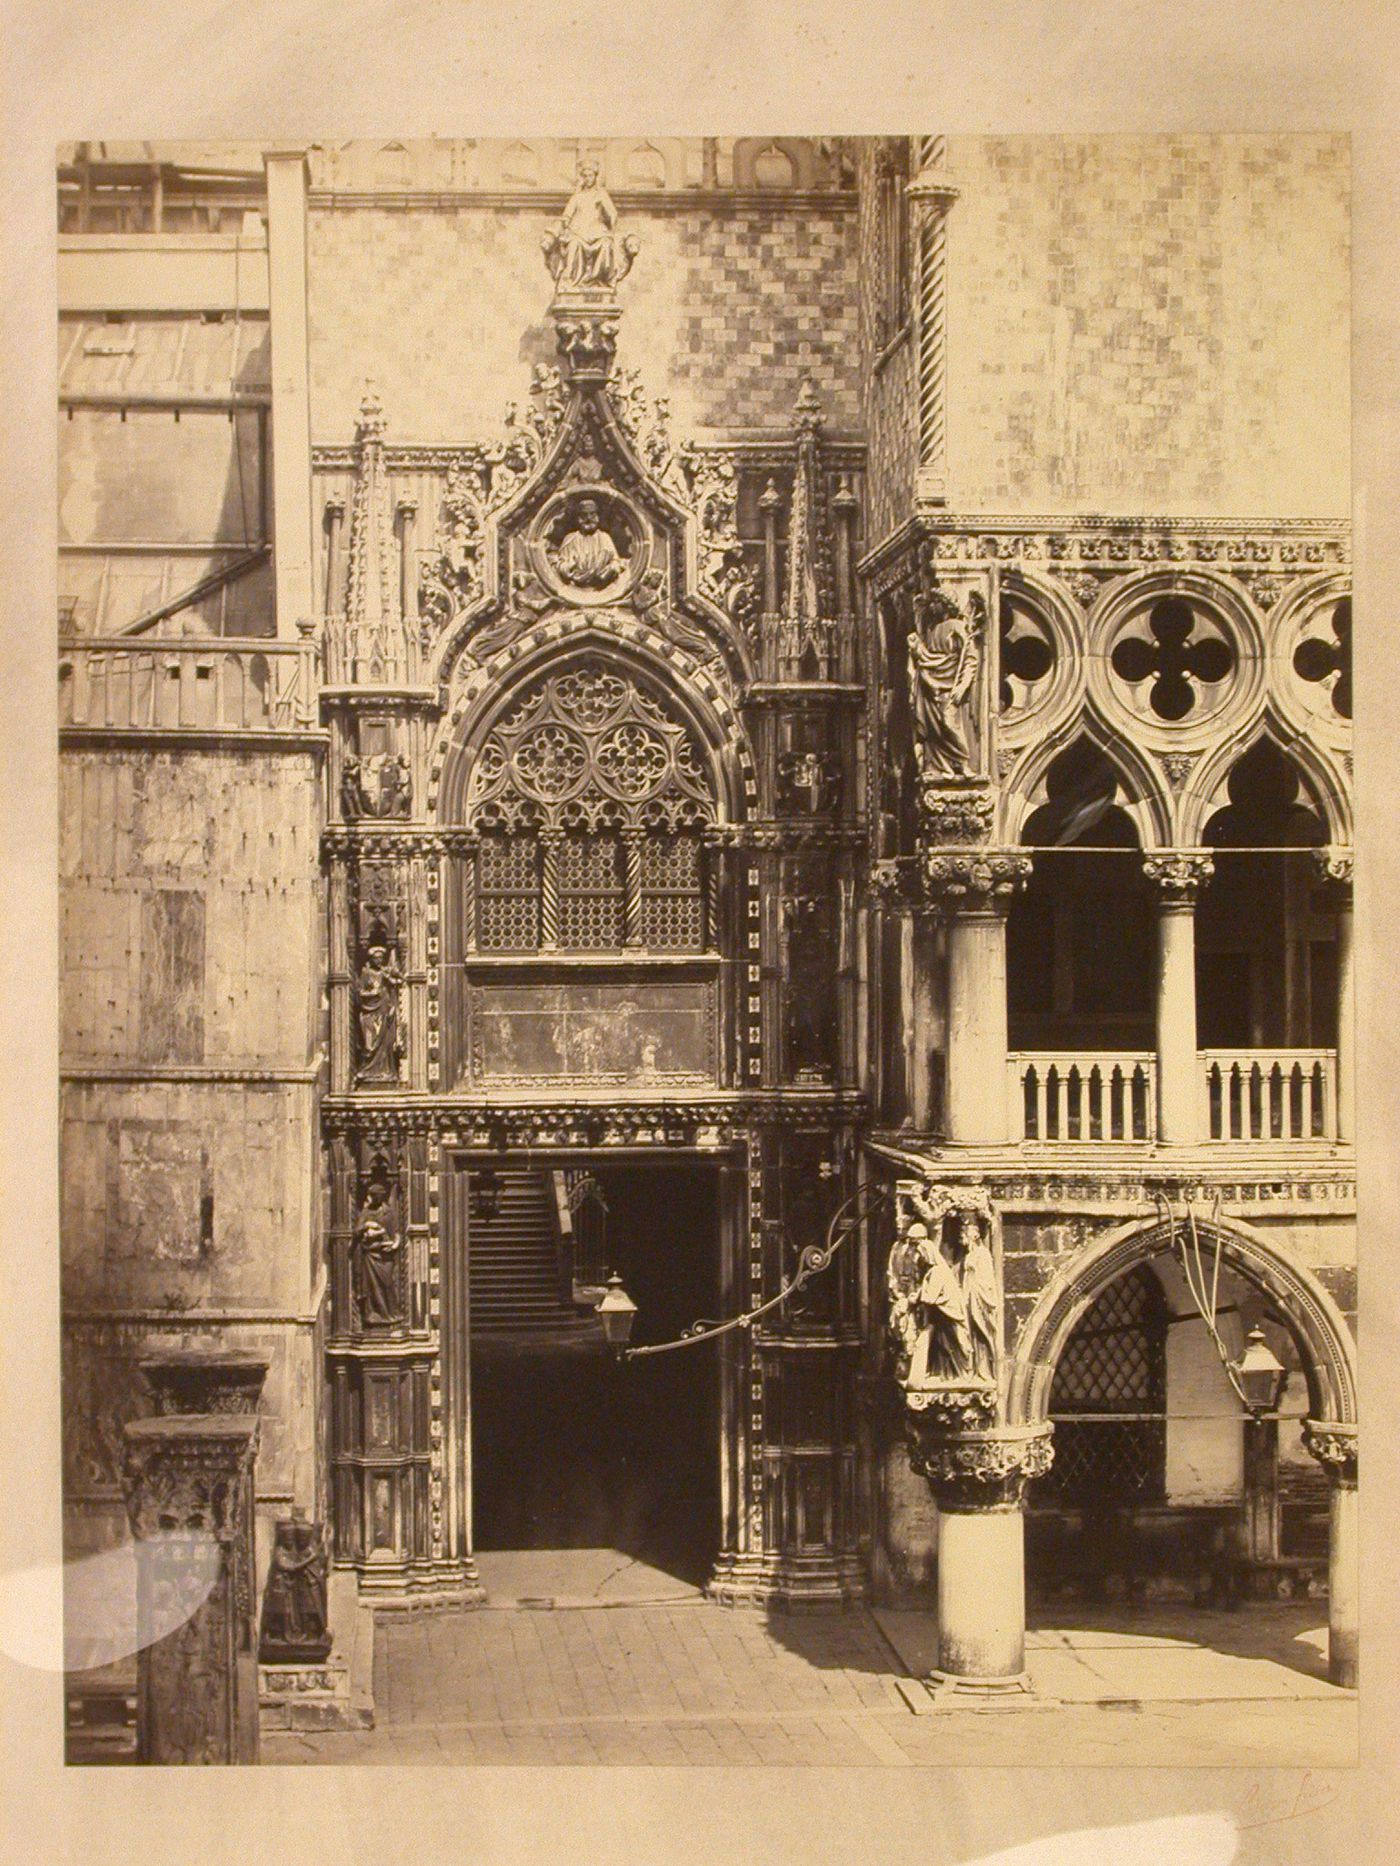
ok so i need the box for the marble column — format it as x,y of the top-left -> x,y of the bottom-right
907,1420 -> 1054,1698
1143,853 -> 1214,1146
121,1415 -> 261,1764
923,852 -> 1031,1145
1303,1419 -> 1358,1688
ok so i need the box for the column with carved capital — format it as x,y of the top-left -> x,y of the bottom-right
121,1415 -> 261,1763
1303,1419 -> 1358,1687
1315,849 -> 1354,1142
923,851 -> 1032,1144
1143,852 -> 1213,1146
907,1420 -> 1054,1695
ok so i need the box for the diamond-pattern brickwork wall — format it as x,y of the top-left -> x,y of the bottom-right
943,134 -> 1350,516
307,205 -> 860,442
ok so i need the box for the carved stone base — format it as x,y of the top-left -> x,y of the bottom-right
895,1668 -> 1058,1714
353,1555 -> 486,1609
705,1548 -> 867,1612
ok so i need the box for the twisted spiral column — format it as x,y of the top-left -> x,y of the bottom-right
908,135 -> 960,509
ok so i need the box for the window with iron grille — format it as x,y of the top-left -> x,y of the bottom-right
639,832 -> 704,951
477,832 -> 540,952
1039,1264 -> 1168,1506
558,832 -> 624,949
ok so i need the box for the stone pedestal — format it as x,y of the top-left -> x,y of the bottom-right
121,1415 -> 261,1764
906,1420 -> 1054,1702
138,1348 -> 270,1693
1143,853 -> 1213,1146
1303,1418 -> 1358,1688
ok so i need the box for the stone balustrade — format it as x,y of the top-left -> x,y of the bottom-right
58,636 -> 319,732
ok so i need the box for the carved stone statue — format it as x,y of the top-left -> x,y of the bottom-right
907,586 -> 984,780
353,943 -> 403,1081
378,752 -> 412,820
542,161 -> 638,293
340,753 -> 366,821
258,1515 -> 331,1663
354,1180 -> 402,1327
887,1182 -> 1000,1394
550,498 -> 627,588
958,1210 -> 1000,1384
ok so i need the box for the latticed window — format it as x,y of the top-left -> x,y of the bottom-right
558,832 -> 624,949
1039,1265 -> 1168,1507
463,659 -> 716,955
639,832 -> 704,951
477,832 -> 540,952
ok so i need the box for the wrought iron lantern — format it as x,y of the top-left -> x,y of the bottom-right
469,1168 -> 502,1223
595,1272 -> 638,1357
1233,1326 -> 1287,1415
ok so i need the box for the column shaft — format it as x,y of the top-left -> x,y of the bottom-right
1155,901 -> 1198,1144
1144,856 -> 1213,1146
945,907 -> 1010,1144
1328,1478 -> 1359,1688
937,1506 -> 1026,1679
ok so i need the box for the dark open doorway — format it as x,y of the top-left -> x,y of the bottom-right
469,1160 -> 721,1588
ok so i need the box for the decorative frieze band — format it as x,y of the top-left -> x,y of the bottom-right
860,514 -> 1350,597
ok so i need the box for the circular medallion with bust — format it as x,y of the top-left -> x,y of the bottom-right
537,491 -> 641,602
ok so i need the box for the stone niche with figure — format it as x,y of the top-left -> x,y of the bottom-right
886,1177 -> 1003,1427
530,487 -> 646,607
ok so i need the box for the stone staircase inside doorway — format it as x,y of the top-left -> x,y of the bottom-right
469,1168 -> 603,1339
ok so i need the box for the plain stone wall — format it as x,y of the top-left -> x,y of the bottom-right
61,749 -> 321,1063
306,202 -> 861,444
60,745 -> 324,1604
943,134 -> 1349,517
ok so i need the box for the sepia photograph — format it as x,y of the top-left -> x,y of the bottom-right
46,129 -> 1363,1777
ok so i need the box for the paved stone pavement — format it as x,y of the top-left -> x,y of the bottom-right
262,1595 -> 1357,1768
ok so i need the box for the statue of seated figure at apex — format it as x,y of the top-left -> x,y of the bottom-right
542,160 -> 639,295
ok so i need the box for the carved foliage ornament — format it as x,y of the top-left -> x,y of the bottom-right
1142,850 -> 1215,905
121,1420 -> 258,1545
919,848 -> 1032,911
1302,1419 -> 1357,1482
906,1422 -> 1055,1510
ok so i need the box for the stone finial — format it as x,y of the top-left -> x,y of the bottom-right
356,381 -> 387,441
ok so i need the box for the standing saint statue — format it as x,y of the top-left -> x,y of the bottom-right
958,1211 -> 1000,1384
354,1181 -> 402,1327
353,942 -> 403,1081
907,587 -> 983,779
542,160 -> 639,292
902,1220 -> 975,1386
550,498 -> 626,588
